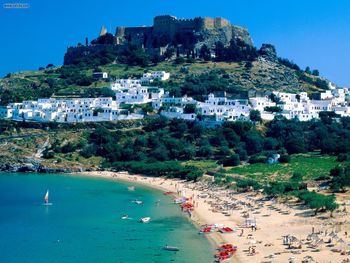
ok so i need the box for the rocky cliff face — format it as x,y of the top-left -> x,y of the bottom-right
194,25 -> 253,50
259,44 -> 278,62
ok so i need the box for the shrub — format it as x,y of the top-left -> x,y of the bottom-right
218,154 -> 240,167
337,153 -> 349,162
42,149 -> 54,159
279,154 -> 291,163
291,172 -> 303,182
111,161 -> 203,181
235,179 -> 261,191
264,181 -> 299,197
80,144 -> 97,158
61,142 -> 77,153
248,154 -> 268,164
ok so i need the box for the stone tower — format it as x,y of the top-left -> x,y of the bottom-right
99,26 -> 107,37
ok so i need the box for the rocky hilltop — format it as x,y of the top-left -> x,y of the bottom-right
115,15 -> 253,48
64,15 -> 253,65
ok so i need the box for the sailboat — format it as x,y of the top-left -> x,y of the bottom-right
127,186 -> 135,191
139,217 -> 151,223
42,190 -> 53,206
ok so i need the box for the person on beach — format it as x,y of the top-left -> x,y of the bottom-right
240,229 -> 244,237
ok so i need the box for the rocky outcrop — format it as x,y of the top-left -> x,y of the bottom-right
259,44 -> 277,62
195,25 -> 253,50
0,160 -> 85,173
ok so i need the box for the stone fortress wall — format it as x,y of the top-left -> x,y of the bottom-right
115,15 -> 231,42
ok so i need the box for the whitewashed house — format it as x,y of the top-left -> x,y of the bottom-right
93,72 -> 108,80
0,106 -> 14,119
111,78 -> 164,105
111,79 -> 141,90
320,90 -> 333,100
141,71 -> 170,84
198,94 -> 250,120
152,93 -> 197,110
160,107 -> 196,121
250,97 -> 276,112
3,97 -> 142,123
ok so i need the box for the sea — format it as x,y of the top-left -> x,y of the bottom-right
0,173 -> 214,263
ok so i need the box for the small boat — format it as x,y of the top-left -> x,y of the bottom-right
132,200 -> 143,205
121,214 -> 129,220
42,190 -> 52,206
127,186 -> 135,191
163,245 -> 180,251
140,217 -> 151,223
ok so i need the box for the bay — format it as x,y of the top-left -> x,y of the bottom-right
0,173 -> 213,263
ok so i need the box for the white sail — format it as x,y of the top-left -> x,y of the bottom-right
44,190 -> 49,204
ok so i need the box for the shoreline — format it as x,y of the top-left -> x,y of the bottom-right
72,171 -> 350,263
73,171 -> 242,263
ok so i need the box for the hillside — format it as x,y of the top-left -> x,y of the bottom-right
0,57 -> 329,105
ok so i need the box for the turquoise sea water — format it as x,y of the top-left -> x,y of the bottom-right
0,173 -> 213,263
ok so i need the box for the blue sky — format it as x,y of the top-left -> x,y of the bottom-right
0,0 -> 349,86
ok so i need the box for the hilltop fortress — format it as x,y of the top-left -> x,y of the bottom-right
64,15 -> 253,65
112,15 -> 252,49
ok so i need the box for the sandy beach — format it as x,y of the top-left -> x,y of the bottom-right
75,171 -> 350,263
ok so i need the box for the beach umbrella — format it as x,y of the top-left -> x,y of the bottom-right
338,238 -> 345,244
290,236 -> 299,242
316,239 -> 324,249
329,231 -> 337,237
307,233 -> 319,241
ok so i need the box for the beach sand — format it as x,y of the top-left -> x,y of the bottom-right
74,171 -> 350,263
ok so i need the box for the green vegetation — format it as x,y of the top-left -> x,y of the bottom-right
329,164 -> 350,192
228,154 -> 339,182
297,191 -> 338,216
110,161 -> 202,181
0,55 -> 329,106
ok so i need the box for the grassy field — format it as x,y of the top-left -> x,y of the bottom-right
181,160 -> 219,172
227,154 -> 341,182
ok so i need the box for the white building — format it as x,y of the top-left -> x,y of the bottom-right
141,71 -> 170,84
0,106 -> 13,119
2,70 -> 350,124
93,72 -> 108,79
250,97 -> 276,112
111,79 -> 141,90
152,93 -> 197,110
3,97 -> 143,123
198,94 -> 250,119
160,107 -> 196,121
111,79 -> 164,105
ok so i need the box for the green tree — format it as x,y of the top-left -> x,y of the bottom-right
219,154 -> 240,167
184,104 -> 196,114
291,172 -> 303,182
249,110 -> 262,123
305,66 -> 311,74
199,45 -> 211,61
164,47 -> 175,60
312,69 -> 320,76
